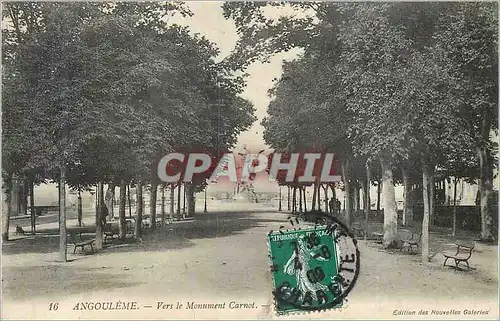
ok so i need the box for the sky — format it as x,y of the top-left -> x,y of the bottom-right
169,1 -> 301,154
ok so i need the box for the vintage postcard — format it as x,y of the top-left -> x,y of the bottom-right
1,1 -> 498,320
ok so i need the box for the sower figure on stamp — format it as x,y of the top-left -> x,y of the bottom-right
283,234 -> 333,301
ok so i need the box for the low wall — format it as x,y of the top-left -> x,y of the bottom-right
410,205 -> 498,232
356,206 -> 497,233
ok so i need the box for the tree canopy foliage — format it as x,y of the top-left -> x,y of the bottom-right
2,2 -> 256,189
224,2 -> 498,248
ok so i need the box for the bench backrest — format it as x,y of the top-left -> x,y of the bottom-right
409,230 -> 422,243
455,241 -> 474,250
455,241 -> 474,258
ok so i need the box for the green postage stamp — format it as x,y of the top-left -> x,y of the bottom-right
268,226 -> 343,314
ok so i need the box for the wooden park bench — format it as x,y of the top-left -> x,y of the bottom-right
371,232 -> 384,243
68,231 -> 95,254
141,220 -> 150,229
103,223 -> 120,243
442,241 -> 475,271
34,205 -> 59,216
352,226 -> 365,238
400,230 -> 422,253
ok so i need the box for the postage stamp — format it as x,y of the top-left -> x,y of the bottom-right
268,226 -> 342,314
268,214 -> 360,315
2,1 -> 499,320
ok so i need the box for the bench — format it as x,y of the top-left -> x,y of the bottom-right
442,241 -> 475,271
371,232 -> 383,243
141,217 -> 166,229
352,226 -> 365,238
68,232 -> 95,254
400,230 -> 422,253
33,205 -> 59,216
103,223 -> 120,243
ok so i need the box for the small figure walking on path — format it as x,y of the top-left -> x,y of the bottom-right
335,199 -> 341,215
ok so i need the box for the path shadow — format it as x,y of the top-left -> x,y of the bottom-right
2,211 -> 289,256
105,211 -> 288,254
2,234 -> 60,255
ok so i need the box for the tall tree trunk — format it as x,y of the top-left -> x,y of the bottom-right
353,183 -> 360,213
119,180 -> 126,239
176,183 -> 181,219
127,184 -> 132,218
96,181 -> 104,250
376,180 -> 381,214
292,187 -> 296,213
134,181 -> 143,239
360,180 -> 366,212
365,162 -> 371,241
302,187 -> 307,212
187,183 -> 195,216
59,166 -> 67,262
477,147 -> 495,241
161,184 -> 166,226
429,168 -> 435,226
105,184 -> 115,220
22,178 -> 28,216
95,184 -> 99,220
317,183 -> 322,211
311,182 -> 317,211
77,190 -> 82,227
287,186 -> 291,211
447,181 -> 452,205
2,173 -> 13,241
452,177 -> 458,237
380,159 -> 398,248
10,176 -> 19,218
150,181 -> 158,231
402,167 -> 413,226
170,184 -> 175,220
341,160 -> 353,227
183,184 -> 186,216
421,158 -> 430,263
323,185 -> 328,214
299,185 -> 303,212
30,179 -> 36,234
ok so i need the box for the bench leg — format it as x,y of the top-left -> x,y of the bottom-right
90,244 -> 94,253
454,259 -> 459,269
443,257 -> 449,267
73,246 -> 77,254
465,260 -> 470,271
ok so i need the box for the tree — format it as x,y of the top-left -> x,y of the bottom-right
3,2 -> 257,249
432,3 -> 498,242
336,3 -> 416,248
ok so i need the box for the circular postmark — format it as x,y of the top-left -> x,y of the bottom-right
267,212 -> 360,315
